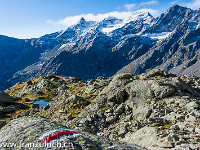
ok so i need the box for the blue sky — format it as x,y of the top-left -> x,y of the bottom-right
0,0 -> 199,39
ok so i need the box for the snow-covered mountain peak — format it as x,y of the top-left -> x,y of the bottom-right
35,11 -> 157,43
122,11 -> 154,23
100,11 -> 154,35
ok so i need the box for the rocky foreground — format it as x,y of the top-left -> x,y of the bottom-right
0,69 -> 200,149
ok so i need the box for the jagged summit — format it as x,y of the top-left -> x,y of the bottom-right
169,4 -> 188,9
165,4 -> 192,17
75,17 -> 94,27
79,17 -> 87,24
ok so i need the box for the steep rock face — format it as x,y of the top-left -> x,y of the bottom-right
146,5 -> 200,33
11,33 -> 155,82
117,5 -> 200,76
0,35 -> 46,90
118,19 -> 200,76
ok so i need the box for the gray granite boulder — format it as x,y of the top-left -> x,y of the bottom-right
0,91 -> 15,104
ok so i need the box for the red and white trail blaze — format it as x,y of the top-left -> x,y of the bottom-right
38,129 -> 82,143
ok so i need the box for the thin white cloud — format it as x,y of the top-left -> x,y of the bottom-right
47,9 -> 159,27
47,20 -> 57,26
136,8 -> 159,16
170,0 -> 179,5
54,12 -> 138,27
139,0 -> 159,6
124,3 -> 137,10
185,0 -> 200,10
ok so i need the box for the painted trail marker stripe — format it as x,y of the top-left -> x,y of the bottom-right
50,134 -> 82,144
43,131 -> 78,143
38,128 -> 74,141
38,129 -> 65,140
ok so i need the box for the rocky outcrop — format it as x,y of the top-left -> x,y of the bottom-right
0,91 -> 28,122
2,69 -> 200,149
66,70 -> 199,149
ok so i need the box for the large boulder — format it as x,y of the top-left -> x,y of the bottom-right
0,117 -> 139,150
0,117 -> 100,150
122,126 -> 158,149
125,77 -> 193,105
0,91 -> 15,104
93,75 -> 129,105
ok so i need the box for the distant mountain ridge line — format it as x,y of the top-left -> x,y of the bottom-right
1,4 -> 200,90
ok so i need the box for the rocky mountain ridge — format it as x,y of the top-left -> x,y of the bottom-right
1,5 -> 200,91
0,11 -> 156,90
118,18 -> 200,75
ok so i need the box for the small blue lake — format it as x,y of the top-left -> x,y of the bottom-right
33,100 -> 51,107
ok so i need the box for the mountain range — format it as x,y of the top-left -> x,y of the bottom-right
1,4 -> 200,90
